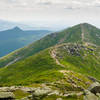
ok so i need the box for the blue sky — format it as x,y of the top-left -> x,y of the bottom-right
0,0 -> 100,28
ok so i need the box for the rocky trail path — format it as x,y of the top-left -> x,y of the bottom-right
50,45 -> 65,68
81,24 -> 85,42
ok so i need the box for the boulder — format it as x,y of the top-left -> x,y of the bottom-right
88,82 -> 100,95
20,87 -> 36,93
0,92 -> 15,99
0,87 -> 10,92
33,87 -> 52,96
84,90 -> 98,100
32,87 -> 52,100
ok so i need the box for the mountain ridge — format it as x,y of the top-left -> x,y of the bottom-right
0,23 -> 100,67
0,23 -> 100,99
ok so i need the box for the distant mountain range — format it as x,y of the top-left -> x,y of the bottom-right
0,20 -> 36,31
0,19 -> 68,31
0,19 -> 61,31
0,26 -> 51,57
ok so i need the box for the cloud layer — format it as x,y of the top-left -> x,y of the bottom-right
1,0 -> 100,8
0,0 -> 100,27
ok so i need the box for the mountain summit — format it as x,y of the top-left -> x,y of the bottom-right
52,22 -> 100,45
12,26 -> 22,31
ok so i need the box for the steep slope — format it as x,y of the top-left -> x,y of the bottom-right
0,23 -> 100,68
0,27 -> 50,57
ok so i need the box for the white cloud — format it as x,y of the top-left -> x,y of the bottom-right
0,0 -> 100,28
1,0 -> 100,8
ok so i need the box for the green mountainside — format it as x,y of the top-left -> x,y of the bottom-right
0,44 -> 94,99
0,23 -> 100,68
0,43 -> 98,100
0,23 -> 100,100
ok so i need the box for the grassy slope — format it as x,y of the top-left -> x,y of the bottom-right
55,43 -> 100,80
0,49 -> 62,86
0,47 -> 92,90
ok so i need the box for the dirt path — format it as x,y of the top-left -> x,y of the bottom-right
81,24 -> 85,42
6,57 -> 21,67
50,45 -> 65,67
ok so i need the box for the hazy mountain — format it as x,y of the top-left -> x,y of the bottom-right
0,19 -> 59,31
0,20 -> 36,31
0,27 -> 51,57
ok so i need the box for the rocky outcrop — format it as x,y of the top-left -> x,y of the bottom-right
0,92 -> 15,100
0,86 -> 61,100
0,82 -> 100,100
32,87 -> 54,100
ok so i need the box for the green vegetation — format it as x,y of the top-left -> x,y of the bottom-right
1,23 -> 100,68
0,49 -> 63,86
0,47 -> 93,91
